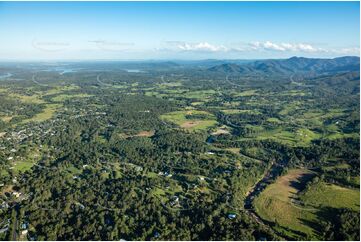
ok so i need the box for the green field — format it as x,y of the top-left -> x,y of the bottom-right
12,148 -> 41,172
13,160 -> 34,172
161,110 -> 217,131
9,93 -> 45,104
300,182 -> 360,211
254,169 -> 360,239
22,103 -> 62,123
231,89 -> 257,97
221,109 -> 262,115
51,93 -> 93,102
240,126 -> 321,146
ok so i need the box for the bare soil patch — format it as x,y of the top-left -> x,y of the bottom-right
135,130 -> 155,137
180,121 -> 202,128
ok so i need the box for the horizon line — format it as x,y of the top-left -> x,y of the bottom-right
0,55 -> 359,63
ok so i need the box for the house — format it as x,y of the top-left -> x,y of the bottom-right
76,203 -> 85,210
135,166 -> 143,172
21,222 -> 29,230
169,196 -> 179,206
153,231 -> 160,238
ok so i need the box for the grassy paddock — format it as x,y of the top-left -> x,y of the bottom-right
161,110 -> 217,131
254,169 -> 360,239
22,103 -> 62,123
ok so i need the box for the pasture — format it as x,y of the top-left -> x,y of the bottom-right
254,169 -> 360,239
161,110 -> 217,131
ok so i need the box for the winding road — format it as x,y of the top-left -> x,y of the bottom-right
31,74 -> 48,87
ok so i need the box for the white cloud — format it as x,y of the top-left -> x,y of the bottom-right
158,40 -> 359,56
177,42 -> 228,52
161,41 -> 228,52
331,47 -> 360,55
249,41 -> 324,53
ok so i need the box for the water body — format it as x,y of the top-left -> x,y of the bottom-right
54,67 -> 81,75
41,67 -> 81,75
125,69 -> 143,73
0,73 -> 12,79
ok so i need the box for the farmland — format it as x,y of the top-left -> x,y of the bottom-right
254,169 -> 360,240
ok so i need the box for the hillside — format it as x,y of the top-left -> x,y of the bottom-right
208,56 -> 360,75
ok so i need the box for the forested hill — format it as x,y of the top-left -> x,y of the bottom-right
208,56 -> 360,75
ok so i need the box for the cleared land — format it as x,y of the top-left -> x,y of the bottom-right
161,110 -> 217,131
22,103 -> 62,123
300,182 -> 360,211
254,169 -> 360,239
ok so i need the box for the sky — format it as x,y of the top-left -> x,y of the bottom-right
0,1 -> 359,60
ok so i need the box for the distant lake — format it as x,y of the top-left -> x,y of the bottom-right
0,73 -> 12,79
125,69 -> 144,73
42,67 -> 81,75
54,67 -> 81,75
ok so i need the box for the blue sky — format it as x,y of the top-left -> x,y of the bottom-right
0,1 -> 359,60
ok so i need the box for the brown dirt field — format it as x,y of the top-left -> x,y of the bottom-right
279,170 -> 304,187
1,185 -> 14,195
180,121 -> 202,128
0,116 -> 12,122
225,148 -> 240,154
212,128 -> 230,135
135,130 -> 155,137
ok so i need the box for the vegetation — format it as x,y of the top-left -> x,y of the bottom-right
0,56 -> 359,240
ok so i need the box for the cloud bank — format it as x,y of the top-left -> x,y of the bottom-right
160,40 -> 359,56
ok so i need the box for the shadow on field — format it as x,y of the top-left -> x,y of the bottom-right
289,172 -> 315,191
269,221 -> 308,240
298,206 -> 340,239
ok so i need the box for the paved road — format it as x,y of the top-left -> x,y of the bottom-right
32,74 -> 48,87
96,74 -> 108,86
225,75 -> 243,88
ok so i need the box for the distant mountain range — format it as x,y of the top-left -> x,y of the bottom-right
208,56 -> 360,75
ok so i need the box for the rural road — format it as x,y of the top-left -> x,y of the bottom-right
96,74 -> 108,86
225,75 -> 243,88
32,74 -> 48,87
